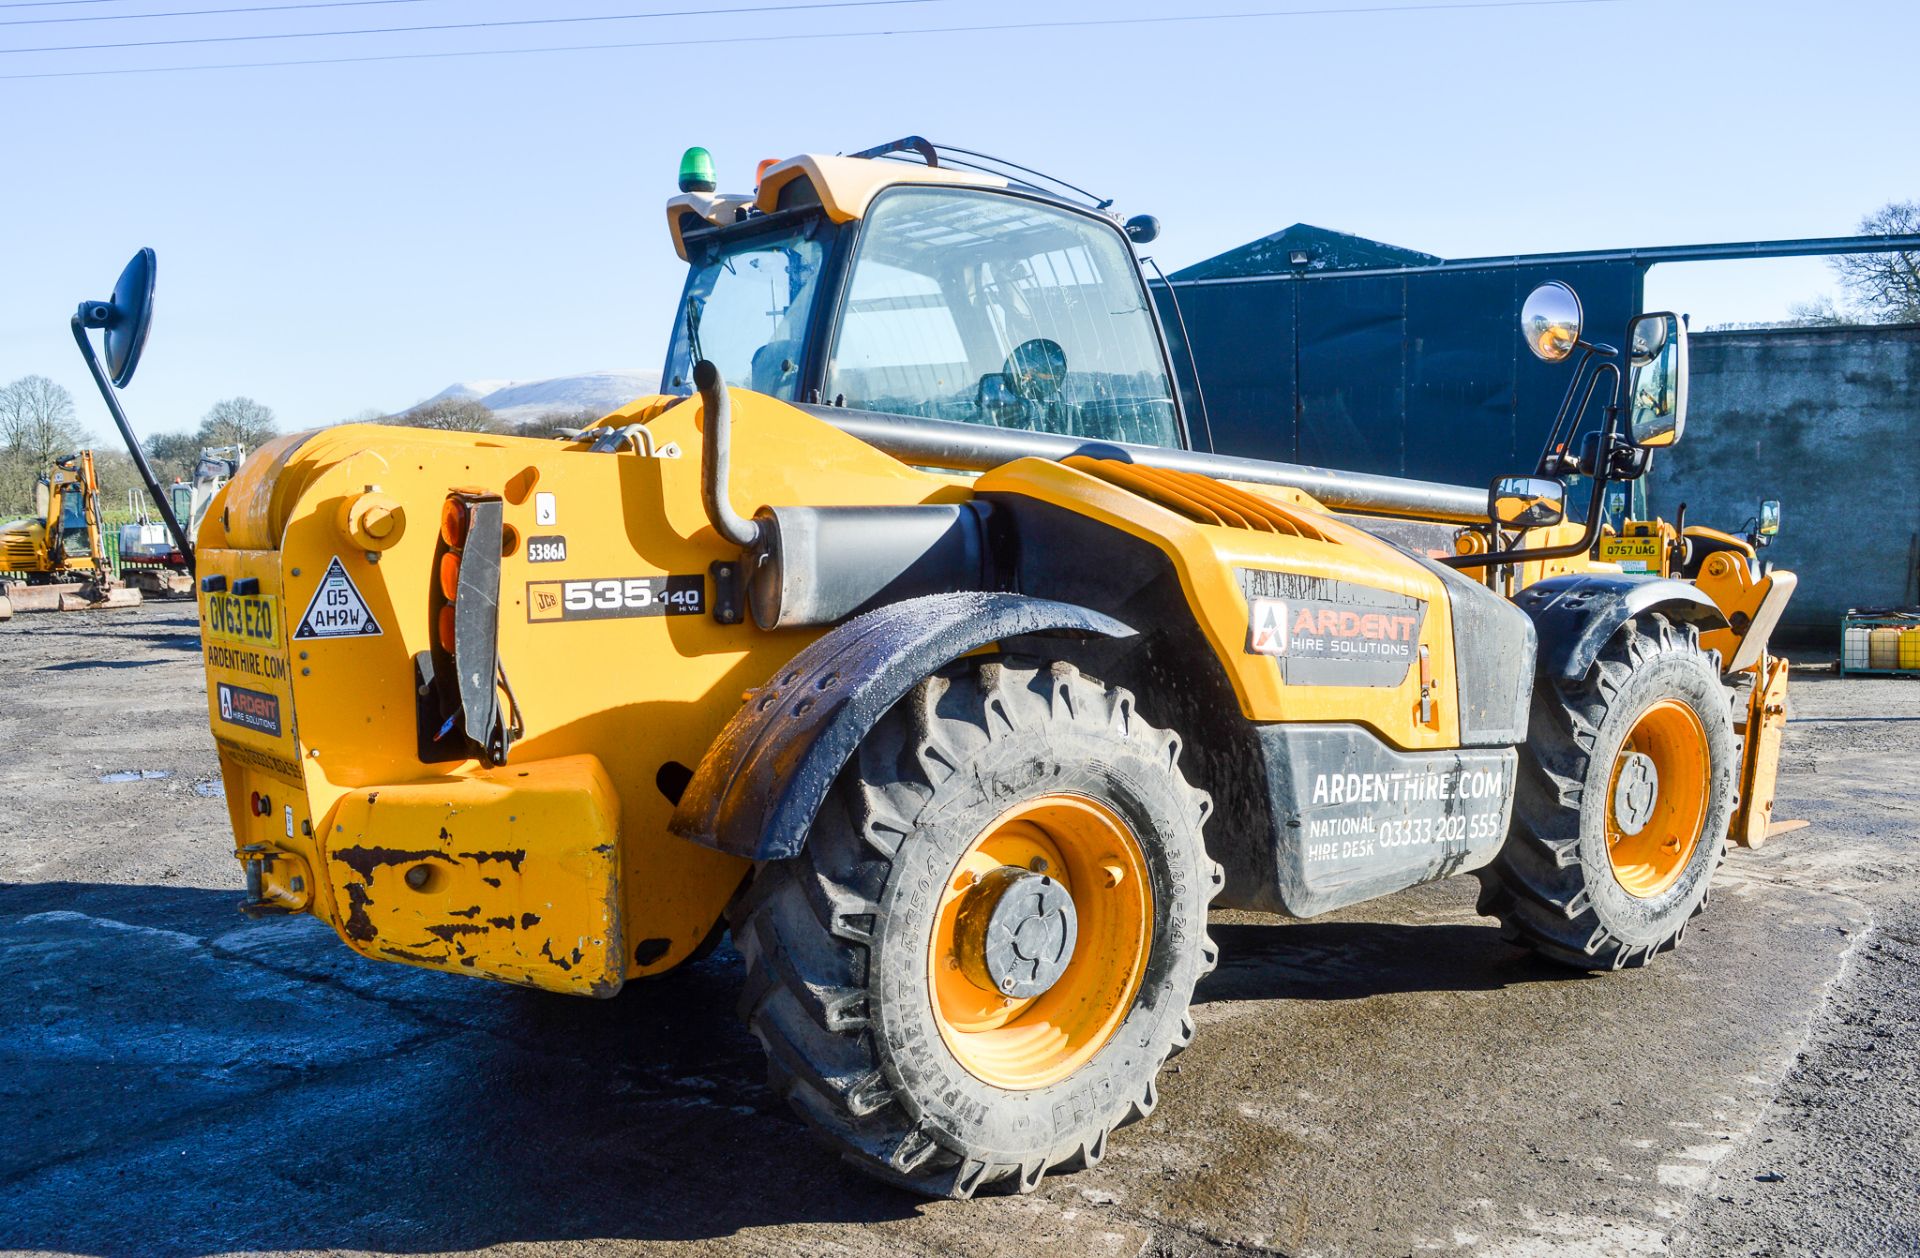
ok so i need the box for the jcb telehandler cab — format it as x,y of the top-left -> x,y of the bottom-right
79,138 -> 1792,1199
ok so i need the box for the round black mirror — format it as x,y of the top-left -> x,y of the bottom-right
1124,214 -> 1160,244
104,248 -> 157,387
1004,338 -> 1067,401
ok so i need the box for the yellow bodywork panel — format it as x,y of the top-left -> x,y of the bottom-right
976,456 -> 1463,749
324,755 -> 623,995
196,391 -> 966,988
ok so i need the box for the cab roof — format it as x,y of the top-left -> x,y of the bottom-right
665,152 -> 1010,261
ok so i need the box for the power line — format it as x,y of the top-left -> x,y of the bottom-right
1,0 -> 947,51
2,0 -> 437,27
0,0 -> 1625,80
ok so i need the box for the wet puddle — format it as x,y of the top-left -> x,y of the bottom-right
98,769 -> 172,784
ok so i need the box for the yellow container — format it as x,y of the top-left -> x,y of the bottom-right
1900,627 -> 1920,672
1868,627 -> 1904,671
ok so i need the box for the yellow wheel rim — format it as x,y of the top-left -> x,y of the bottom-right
1605,698 -> 1710,898
928,794 -> 1152,1090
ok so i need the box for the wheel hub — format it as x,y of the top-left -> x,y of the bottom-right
1612,750 -> 1660,836
955,866 -> 1079,999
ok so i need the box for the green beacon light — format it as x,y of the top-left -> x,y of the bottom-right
678,146 -> 717,194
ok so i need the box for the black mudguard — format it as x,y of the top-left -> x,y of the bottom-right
669,592 -> 1134,861
1514,574 -> 1729,681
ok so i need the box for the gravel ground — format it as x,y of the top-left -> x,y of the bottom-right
1,603 -> 1916,1257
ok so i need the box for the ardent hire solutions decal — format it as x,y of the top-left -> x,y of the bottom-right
1239,568 -> 1426,688
216,682 -> 282,737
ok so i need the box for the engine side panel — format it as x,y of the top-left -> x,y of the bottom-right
977,456 -> 1470,750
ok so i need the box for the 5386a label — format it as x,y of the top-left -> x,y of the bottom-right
525,535 -> 567,563
526,575 -> 705,622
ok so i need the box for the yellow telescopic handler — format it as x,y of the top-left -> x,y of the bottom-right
72,139 -> 1794,1198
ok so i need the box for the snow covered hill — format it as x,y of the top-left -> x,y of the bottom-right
410,370 -> 659,425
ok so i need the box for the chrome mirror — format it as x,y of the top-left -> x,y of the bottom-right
1489,475 -> 1567,530
1520,281 -> 1582,363
1758,499 -> 1781,537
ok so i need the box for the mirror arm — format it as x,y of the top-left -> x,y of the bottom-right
1446,401 -> 1624,572
1533,346 -> 1594,475
70,314 -> 195,572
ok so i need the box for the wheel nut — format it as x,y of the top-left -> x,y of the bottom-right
1028,857 -> 1049,874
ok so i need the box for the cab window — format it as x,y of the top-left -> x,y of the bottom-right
667,217 -> 827,400
826,187 -> 1180,448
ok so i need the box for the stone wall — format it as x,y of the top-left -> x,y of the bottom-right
1650,324 -> 1920,643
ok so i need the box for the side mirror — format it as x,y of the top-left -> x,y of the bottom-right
76,248 -> 158,388
1625,311 -> 1687,448
1520,281 -> 1582,362
1489,475 -> 1567,530
1124,214 -> 1160,244
1758,499 -> 1781,537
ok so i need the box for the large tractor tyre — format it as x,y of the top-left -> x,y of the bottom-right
732,657 -> 1223,1198
1478,612 -> 1736,970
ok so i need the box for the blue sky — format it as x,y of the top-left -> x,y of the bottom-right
2,0 -> 1914,440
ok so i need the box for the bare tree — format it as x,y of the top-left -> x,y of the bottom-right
142,431 -> 205,484
1786,295 -> 1845,326
1830,200 -> 1920,324
0,375 -> 84,466
0,376 -> 87,514
391,397 -> 502,433
198,397 -> 279,449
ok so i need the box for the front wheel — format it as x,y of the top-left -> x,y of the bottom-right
732,657 -> 1222,1198
1477,612 -> 1736,970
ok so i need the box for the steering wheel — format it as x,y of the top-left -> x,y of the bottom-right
1003,338 -> 1067,402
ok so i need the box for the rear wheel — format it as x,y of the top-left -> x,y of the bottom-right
1478,613 -> 1736,969
732,657 -> 1222,1198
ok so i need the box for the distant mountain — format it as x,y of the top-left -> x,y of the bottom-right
410,370 -> 660,425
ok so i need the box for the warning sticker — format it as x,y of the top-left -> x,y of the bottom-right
294,557 -> 383,639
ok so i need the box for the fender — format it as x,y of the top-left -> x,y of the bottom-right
1515,574 -> 1730,681
668,591 -> 1134,861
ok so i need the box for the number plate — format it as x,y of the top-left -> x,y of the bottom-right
203,592 -> 282,649
526,575 -> 706,622
1599,536 -> 1663,573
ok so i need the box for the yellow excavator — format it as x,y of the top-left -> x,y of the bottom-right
0,450 -> 140,615
77,139 -> 1795,1198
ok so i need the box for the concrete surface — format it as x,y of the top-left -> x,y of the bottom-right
2,604 -> 1917,1257
1653,323 -> 1920,636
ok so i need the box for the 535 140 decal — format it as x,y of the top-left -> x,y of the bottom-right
527,575 -> 704,622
